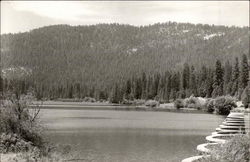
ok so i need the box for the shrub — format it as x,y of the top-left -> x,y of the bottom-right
184,96 -> 197,107
200,135 -> 250,162
0,93 -> 46,155
205,99 -> 215,113
145,100 -> 159,108
213,96 -> 237,115
174,99 -> 184,109
134,99 -> 146,106
83,97 -> 96,102
0,133 -> 35,153
183,96 -> 207,110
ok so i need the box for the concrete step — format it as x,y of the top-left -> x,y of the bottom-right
219,125 -> 246,129
197,143 -> 218,153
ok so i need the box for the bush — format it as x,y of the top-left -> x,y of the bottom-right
200,135 -> 250,162
174,99 -> 184,109
205,99 -> 215,113
134,99 -> 146,106
213,96 -> 237,115
0,93 -> 46,155
145,100 -> 159,108
0,133 -> 35,153
182,96 -> 207,110
83,97 -> 96,102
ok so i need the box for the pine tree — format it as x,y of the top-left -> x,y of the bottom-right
135,78 -> 142,99
240,54 -> 249,89
241,82 -> 250,108
231,57 -> 240,96
189,66 -> 197,96
141,72 -> 147,99
0,75 -> 3,95
157,74 -> 166,102
152,73 -> 160,98
212,60 -> 224,97
110,83 -> 121,103
170,72 -> 180,100
125,79 -> 132,99
198,66 -> 208,97
146,76 -> 153,99
223,60 -> 232,95
182,63 -> 190,93
164,75 -> 172,102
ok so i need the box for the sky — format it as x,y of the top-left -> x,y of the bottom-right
1,1 -> 249,34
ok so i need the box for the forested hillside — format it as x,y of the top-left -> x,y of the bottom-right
0,22 -> 249,101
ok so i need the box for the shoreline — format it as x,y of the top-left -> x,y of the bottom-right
29,101 -> 209,114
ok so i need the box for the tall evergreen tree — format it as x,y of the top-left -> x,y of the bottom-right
182,63 -> 190,91
141,72 -> 147,99
152,73 -> 160,98
135,78 -> 142,99
240,54 -> 249,89
110,83 -> 121,103
157,74 -> 166,102
231,57 -> 240,96
189,66 -> 197,96
212,60 -> 224,97
125,79 -> 132,99
0,75 -> 3,95
164,75 -> 172,102
223,60 -> 232,95
198,66 -> 208,97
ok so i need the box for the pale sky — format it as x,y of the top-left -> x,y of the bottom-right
1,1 -> 249,34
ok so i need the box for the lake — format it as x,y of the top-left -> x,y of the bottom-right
39,108 -> 224,162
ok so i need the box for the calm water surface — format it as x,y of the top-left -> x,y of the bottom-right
39,109 -> 224,162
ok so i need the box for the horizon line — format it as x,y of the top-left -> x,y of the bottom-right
1,21 -> 249,35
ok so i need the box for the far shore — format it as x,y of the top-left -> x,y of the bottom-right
29,100 -> 209,114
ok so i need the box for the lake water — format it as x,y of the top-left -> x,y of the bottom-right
39,109 -> 224,162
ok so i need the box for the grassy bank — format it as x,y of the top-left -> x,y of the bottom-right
198,135 -> 250,162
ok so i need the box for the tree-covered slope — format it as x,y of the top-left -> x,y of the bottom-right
1,22 -> 249,89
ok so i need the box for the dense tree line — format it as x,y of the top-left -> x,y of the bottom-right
109,54 -> 249,103
1,54 -> 249,104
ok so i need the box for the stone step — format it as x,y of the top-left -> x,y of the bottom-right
215,128 -> 245,134
197,143 -> 218,153
181,155 -> 206,162
206,134 -> 226,144
225,118 -> 244,121
222,121 -> 245,125
219,125 -> 246,129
